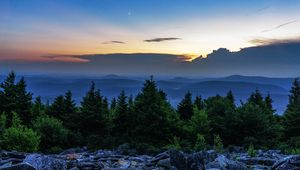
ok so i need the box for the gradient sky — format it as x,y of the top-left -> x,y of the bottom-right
1,0 -> 300,62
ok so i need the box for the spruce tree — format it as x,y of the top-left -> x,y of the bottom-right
0,72 -> 33,126
133,77 -> 175,150
113,91 -> 129,144
110,97 -> 117,110
32,96 -> 44,120
79,82 -> 108,147
177,92 -> 193,120
47,95 -> 65,119
194,96 -> 204,110
64,90 -> 77,115
284,78 -> 300,140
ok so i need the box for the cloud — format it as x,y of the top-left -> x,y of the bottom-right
144,37 -> 181,42
2,40 -> 300,77
249,37 -> 300,45
41,55 -> 90,63
256,6 -> 270,13
102,41 -> 126,44
261,20 -> 298,33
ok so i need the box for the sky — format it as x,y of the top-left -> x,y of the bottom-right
1,0 -> 300,76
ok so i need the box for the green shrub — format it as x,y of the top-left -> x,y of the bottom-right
33,115 -> 68,151
247,143 -> 256,157
164,136 -> 182,150
214,134 -> 223,153
1,112 -> 40,152
2,126 -> 40,152
194,134 -> 206,151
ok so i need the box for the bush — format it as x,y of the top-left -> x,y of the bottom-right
1,126 -> 40,152
214,134 -> 223,153
33,115 -> 68,152
247,143 -> 256,157
194,134 -> 206,151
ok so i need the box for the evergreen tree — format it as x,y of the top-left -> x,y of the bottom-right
47,95 -> 65,119
264,93 -> 276,119
235,102 -> 270,146
194,96 -> 204,110
248,89 -> 264,108
205,94 -> 235,145
132,77 -> 176,151
0,72 -> 33,126
79,82 -> 108,147
113,91 -> 130,144
110,97 -> 117,110
177,92 -> 193,120
64,90 -> 77,115
31,96 -> 44,120
284,78 -> 300,140
226,90 -> 235,108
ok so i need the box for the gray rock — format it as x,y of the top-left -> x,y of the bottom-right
151,151 -> 169,163
206,155 -> 248,170
169,150 -> 187,170
0,163 -> 36,170
23,154 -> 67,170
59,147 -> 88,155
157,158 -> 171,168
238,157 -> 276,166
272,155 -> 300,170
169,150 -> 206,170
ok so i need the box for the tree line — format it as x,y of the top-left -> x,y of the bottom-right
0,72 -> 299,154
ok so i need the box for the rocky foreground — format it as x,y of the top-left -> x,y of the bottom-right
0,147 -> 300,170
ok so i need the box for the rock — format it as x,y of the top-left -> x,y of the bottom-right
151,151 -> 169,163
60,147 -> 88,155
169,150 -> 206,170
169,150 -> 187,170
206,155 -> 248,170
66,154 -> 80,160
186,152 -> 206,170
5,152 -> 26,160
157,158 -> 171,168
0,163 -> 36,170
23,154 -> 67,170
116,159 -> 131,169
272,155 -> 300,170
238,157 -> 276,166
116,143 -> 137,156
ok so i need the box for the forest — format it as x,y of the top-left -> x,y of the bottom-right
0,72 -> 299,154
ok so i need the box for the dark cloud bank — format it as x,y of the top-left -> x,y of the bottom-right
1,40 -> 300,77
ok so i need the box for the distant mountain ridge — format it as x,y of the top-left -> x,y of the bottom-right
0,74 -> 292,114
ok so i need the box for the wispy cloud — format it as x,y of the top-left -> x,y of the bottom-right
41,55 -> 90,63
144,37 -> 181,42
261,20 -> 298,33
256,6 -> 270,13
245,6 -> 270,16
249,37 -> 300,45
102,41 -> 126,44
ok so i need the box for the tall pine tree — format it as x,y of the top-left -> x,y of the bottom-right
177,92 -> 193,120
284,78 -> 300,140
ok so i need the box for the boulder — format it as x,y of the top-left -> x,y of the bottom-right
169,150 -> 206,170
272,155 -> 300,170
23,154 -> 67,170
157,158 -> 171,168
206,155 -> 248,170
238,157 -> 276,166
0,163 -> 36,170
